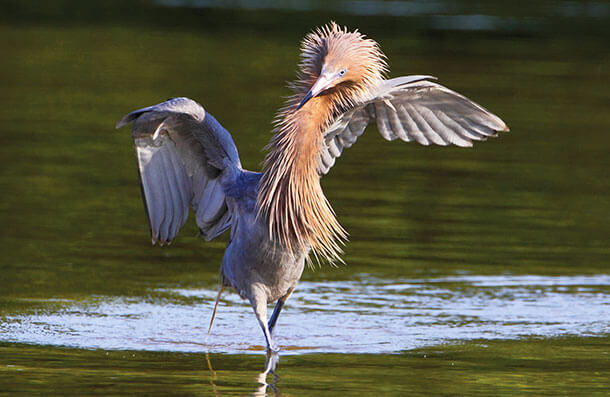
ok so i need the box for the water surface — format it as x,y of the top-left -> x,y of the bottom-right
2,275 -> 609,354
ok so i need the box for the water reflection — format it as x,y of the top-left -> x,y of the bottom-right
204,350 -> 281,395
1,275 -> 608,354
257,351 -> 281,395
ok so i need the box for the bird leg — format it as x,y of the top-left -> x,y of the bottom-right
268,288 -> 294,336
249,288 -> 278,352
267,300 -> 285,336
207,285 -> 223,337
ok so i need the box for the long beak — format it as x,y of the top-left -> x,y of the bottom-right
297,73 -> 334,110
297,90 -> 314,110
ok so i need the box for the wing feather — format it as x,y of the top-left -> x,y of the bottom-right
387,104 -> 412,142
166,143 -> 192,226
118,97 -> 241,244
397,104 -> 430,145
404,103 -> 448,145
158,146 -> 175,243
135,142 -> 164,242
373,101 -> 395,141
160,145 -> 186,241
328,135 -> 343,157
436,112 -> 486,141
319,76 -> 509,174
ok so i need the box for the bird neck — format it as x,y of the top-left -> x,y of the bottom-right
258,94 -> 346,264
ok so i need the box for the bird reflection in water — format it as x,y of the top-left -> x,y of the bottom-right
205,352 -> 281,395
255,351 -> 281,395
116,22 -> 508,367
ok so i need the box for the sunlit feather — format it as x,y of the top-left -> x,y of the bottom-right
258,22 -> 387,264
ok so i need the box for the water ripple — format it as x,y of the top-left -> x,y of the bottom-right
1,275 -> 608,354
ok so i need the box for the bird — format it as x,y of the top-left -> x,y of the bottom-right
116,22 -> 509,353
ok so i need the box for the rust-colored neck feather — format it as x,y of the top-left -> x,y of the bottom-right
258,22 -> 387,264
258,92 -> 346,264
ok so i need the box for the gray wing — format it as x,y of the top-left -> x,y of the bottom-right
116,97 -> 241,244
319,76 -> 509,174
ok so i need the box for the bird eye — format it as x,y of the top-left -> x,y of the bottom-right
338,68 -> 347,77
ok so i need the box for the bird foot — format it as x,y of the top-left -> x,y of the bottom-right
262,350 -> 280,375
267,343 -> 280,353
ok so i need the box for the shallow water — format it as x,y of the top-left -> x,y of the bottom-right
2,275 -> 609,354
1,1 -> 609,395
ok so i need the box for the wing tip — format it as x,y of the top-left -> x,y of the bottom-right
491,121 -> 510,135
115,118 -> 129,129
116,112 -> 139,129
151,235 -> 175,246
489,112 -> 510,133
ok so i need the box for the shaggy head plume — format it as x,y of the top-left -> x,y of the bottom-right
294,22 -> 388,110
258,22 -> 388,264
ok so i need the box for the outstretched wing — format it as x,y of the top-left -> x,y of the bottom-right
319,76 -> 509,174
116,97 -> 241,244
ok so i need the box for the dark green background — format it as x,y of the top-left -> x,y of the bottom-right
1,1 -> 608,395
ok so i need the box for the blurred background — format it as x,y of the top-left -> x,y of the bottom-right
0,0 -> 608,395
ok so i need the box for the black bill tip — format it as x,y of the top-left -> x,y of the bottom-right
297,90 -> 314,110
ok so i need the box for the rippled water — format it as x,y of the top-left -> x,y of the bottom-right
3,275 -> 608,354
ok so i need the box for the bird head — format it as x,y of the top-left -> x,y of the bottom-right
296,22 -> 388,110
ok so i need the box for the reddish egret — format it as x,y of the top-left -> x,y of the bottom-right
116,22 -> 508,353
